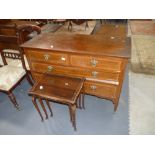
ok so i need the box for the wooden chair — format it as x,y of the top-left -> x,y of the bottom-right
0,64 -> 26,110
68,19 -> 89,31
0,24 -> 39,109
0,24 -> 41,85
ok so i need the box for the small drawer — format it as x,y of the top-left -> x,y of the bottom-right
32,72 -> 83,91
27,50 -> 69,65
83,81 -> 117,99
70,55 -> 122,71
88,70 -> 119,82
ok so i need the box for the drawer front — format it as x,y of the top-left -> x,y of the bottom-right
27,50 -> 69,65
32,72 -> 43,82
70,55 -> 122,71
31,62 -> 119,83
32,72 -> 117,99
32,72 -> 82,91
83,81 -> 117,99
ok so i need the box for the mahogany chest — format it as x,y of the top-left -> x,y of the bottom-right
21,25 -> 130,111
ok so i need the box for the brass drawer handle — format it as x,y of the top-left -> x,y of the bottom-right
91,71 -> 98,78
61,56 -> 66,61
90,85 -> 97,90
90,58 -> 98,67
47,66 -> 53,72
44,54 -> 50,61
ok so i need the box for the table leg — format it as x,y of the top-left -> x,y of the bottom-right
69,105 -> 73,122
38,98 -> 48,119
8,92 -> 20,110
113,99 -> 119,112
78,95 -> 82,109
85,21 -> 89,30
32,96 -> 44,122
76,98 -> 79,108
45,100 -> 53,117
81,94 -> 85,109
70,104 -> 77,131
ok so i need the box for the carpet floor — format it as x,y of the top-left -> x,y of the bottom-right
129,70 -> 155,134
0,68 -> 129,135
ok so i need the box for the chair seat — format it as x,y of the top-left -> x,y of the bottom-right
0,65 -> 26,91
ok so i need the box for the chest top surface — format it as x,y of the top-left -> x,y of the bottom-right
21,26 -> 131,58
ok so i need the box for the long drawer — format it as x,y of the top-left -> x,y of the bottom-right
27,50 -> 69,66
31,62 -> 120,83
70,55 -> 122,71
83,81 -> 117,99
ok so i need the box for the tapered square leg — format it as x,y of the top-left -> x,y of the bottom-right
38,98 -> 48,119
32,96 -> 44,121
69,104 -> 77,131
45,100 -> 53,117
81,94 -> 85,109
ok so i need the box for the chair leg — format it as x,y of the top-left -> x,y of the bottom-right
45,100 -> 53,117
26,72 -> 34,86
8,92 -> 20,110
1,52 -> 7,65
32,96 -> 44,122
38,98 -> 48,119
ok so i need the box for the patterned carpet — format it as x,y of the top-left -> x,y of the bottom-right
131,35 -> 155,74
129,70 -> 155,134
129,21 -> 155,74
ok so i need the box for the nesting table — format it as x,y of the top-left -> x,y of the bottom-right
29,73 -> 85,131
